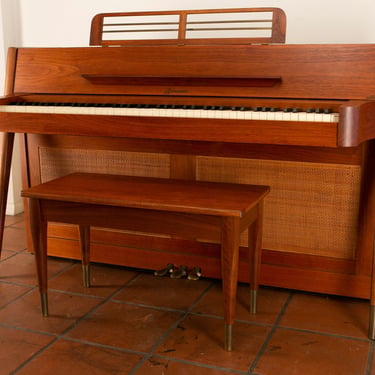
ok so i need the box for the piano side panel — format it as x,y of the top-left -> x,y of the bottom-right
20,134 -> 372,299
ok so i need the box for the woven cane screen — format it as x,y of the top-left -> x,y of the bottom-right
39,148 -> 170,182
39,148 -> 361,259
197,157 -> 361,259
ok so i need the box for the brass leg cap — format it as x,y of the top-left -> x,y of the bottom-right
40,292 -> 48,317
250,290 -> 257,314
224,324 -> 233,351
82,264 -> 90,288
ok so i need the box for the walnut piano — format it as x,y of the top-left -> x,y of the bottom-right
1,8 -> 375,339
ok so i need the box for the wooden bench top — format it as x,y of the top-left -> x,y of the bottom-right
21,173 -> 269,217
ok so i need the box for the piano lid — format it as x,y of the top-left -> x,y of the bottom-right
11,43 -> 375,100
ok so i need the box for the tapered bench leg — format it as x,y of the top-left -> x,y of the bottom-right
248,202 -> 264,314
221,216 -> 240,351
79,225 -> 91,288
28,198 -> 49,316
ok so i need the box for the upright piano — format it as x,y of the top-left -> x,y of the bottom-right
1,9 -> 375,329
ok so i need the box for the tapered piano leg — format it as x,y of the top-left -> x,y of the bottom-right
28,198 -> 49,316
0,132 -> 15,257
79,224 -> 91,288
248,203 -> 263,315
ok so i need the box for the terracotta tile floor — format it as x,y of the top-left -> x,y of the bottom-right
1,213 -> 375,374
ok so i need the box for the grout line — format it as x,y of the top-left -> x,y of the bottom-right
0,286 -> 37,311
127,280 -> 216,375
247,290 -> 294,375
275,324 -> 372,343
150,353 -> 249,374
6,267 -> 141,374
365,340 -> 374,375
9,336 -> 60,375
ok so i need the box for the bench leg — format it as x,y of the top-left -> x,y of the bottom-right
221,216 -> 240,351
28,198 -> 49,316
248,202 -> 264,314
79,225 -> 91,288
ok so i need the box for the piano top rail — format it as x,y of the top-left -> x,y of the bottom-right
89,8 -> 286,46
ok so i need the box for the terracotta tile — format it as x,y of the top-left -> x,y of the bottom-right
113,273 -> 212,310
254,328 -> 369,375
193,284 -> 290,324
48,263 -> 137,298
5,213 -> 25,226
0,289 -> 102,334
370,346 -> 375,373
67,301 -> 183,352
16,339 -> 142,375
280,292 -> 369,338
135,357 -> 236,374
0,252 -> 73,286
0,248 -> 17,260
0,281 -> 32,308
0,325 -> 53,375
3,226 -> 27,252
154,314 -> 270,372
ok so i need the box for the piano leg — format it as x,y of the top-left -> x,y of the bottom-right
248,202 -> 263,314
79,224 -> 91,288
0,132 -> 15,257
28,198 -> 49,316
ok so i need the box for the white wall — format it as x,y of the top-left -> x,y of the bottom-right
0,0 -> 374,214
1,0 -> 22,215
17,0 -> 375,47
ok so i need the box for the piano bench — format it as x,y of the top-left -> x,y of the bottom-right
21,172 -> 270,351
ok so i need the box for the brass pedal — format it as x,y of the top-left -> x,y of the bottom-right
154,263 -> 174,277
170,265 -> 187,279
187,266 -> 202,281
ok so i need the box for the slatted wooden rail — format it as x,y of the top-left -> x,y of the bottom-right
90,7 -> 286,46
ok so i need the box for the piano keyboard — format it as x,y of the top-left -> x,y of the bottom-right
0,102 -> 340,123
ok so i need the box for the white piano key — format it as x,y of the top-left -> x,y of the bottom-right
289,113 -> 300,121
0,104 -> 340,123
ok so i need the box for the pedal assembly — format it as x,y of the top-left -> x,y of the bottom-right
154,263 -> 202,280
